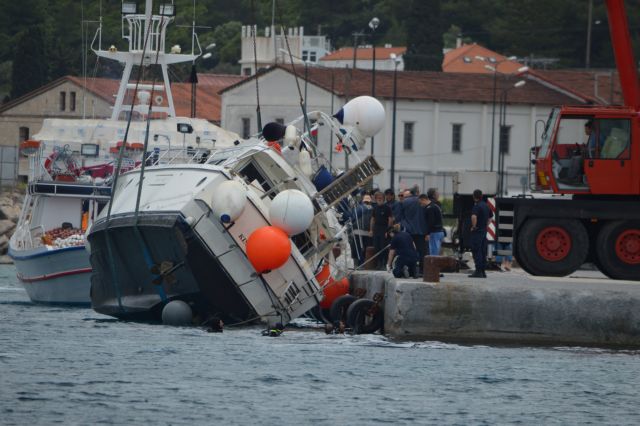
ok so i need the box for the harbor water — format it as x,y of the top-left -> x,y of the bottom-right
1,264 -> 639,425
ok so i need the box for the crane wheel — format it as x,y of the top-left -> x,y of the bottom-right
516,218 -> 588,276
596,220 -> 640,280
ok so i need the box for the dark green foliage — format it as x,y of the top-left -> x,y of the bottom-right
404,0 -> 443,70
1,0 -> 640,100
11,27 -> 48,99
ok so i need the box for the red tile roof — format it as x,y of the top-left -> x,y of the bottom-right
530,69 -> 622,105
2,74 -> 245,122
443,44 -> 523,74
221,65 -> 587,106
320,46 -> 406,61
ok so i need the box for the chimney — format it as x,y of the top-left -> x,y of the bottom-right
456,36 -> 462,48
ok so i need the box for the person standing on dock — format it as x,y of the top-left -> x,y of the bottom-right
398,188 -> 427,275
423,190 -> 445,256
469,189 -> 493,278
384,188 -> 401,223
370,191 -> 393,270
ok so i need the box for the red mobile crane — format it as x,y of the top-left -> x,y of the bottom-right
496,0 -> 639,280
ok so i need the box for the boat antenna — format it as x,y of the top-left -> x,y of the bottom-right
133,32 -> 164,223
105,14 -> 155,222
275,0 -> 311,138
250,0 -> 262,132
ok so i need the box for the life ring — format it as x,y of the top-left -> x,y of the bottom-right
345,298 -> 383,334
19,139 -> 41,156
43,148 -> 80,179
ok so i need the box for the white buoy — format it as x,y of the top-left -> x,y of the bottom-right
298,149 -> 313,177
162,300 -> 192,326
334,95 -> 385,137
283,125 -> 300,148
211,180 -> 247,223
269,189 -> 314,235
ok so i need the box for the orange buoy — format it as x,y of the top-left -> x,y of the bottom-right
315,262 -> 331,286
319,277 -> 349,309
19,140 -> 41,156
246,226 -> 291,273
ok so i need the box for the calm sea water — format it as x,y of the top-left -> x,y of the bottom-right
1,264 -> 639,425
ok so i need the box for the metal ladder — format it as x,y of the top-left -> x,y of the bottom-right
314,156 -> 382,209
495,200 -> 514,256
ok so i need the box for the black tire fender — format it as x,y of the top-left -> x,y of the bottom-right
345,298 -> 383,334
329,294 -> 356,324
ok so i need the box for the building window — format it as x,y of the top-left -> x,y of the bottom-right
242,118 -> 251,139
70,91 -> 76,112
499,125 -> 511,155
452,123 -> 463,153
275,118 -> 285,125
302,50 -> 309,61
309,51 -> 317,62
403,122 -> 414,151
243,67 -> 252,76
19,126 -> 29,142
59,91 -> 66,111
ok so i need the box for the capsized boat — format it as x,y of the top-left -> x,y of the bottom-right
87,96 -> 386,326
8,0 -> 238,304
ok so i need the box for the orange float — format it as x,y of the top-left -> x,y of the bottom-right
246,226 -> 291,273
319,277 -> 349,309
19,140 -> 41,156
315,262 -> 331,286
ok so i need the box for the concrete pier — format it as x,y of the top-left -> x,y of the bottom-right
351,269 -> 640,347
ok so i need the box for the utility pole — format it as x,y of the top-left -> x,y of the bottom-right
351,31 -> 365,69
586,0 -> 593,69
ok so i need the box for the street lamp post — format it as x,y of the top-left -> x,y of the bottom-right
480,56 -> 524,172
190,43 -> 215,118
497,80 -> 526,195
390,53 -> 401,190
369,17 -> 379,156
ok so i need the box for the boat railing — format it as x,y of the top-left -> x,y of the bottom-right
150,147 -> 212,166
28,180 -> 112,199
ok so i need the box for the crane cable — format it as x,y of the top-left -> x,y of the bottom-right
250,0 -> 262,132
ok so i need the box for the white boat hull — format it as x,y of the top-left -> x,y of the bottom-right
9,246 -> 91,305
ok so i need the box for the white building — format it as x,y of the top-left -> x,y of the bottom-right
319,46 -> 406,71
239,26 -> 331,76
220,65 -> 590,196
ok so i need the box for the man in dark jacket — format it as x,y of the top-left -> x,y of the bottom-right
423,193 -> 445,256
469,189 -> 493,278
370,191 -> 393,269
386,226 -> 419,278
398,189 -> 427,274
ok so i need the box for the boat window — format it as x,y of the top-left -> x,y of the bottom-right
238,162 -> 272,195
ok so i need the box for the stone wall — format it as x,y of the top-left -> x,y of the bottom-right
0,188 -> 23,263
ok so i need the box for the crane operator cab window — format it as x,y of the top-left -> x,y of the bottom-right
551,117 -> 631,189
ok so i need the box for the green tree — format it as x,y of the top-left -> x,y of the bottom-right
11,27 -> 48,99
404,0 -> 443,70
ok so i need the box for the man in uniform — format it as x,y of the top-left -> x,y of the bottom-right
469,189 -> 493,278
386,226 -> 419,278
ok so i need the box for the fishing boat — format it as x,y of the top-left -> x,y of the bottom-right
8,0 -> 238,304
87,95 -> 386,326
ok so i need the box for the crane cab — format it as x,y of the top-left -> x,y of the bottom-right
533,105 -> 639,196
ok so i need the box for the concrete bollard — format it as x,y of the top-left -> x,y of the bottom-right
362,246 -> 377,270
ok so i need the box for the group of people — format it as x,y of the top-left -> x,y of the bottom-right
348,187 -> 493,280
348,186 -> 445,279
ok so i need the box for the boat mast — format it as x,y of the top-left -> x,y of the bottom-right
91,0 -> 201,120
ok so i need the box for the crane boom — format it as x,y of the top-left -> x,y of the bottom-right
606,0 -> 640,109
